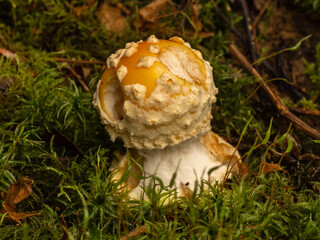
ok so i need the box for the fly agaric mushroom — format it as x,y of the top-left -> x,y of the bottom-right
93,35 -> 240,198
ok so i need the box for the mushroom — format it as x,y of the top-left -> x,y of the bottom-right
93,35 -> 240,198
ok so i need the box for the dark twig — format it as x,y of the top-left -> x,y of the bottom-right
252,0 -> 272,52
229,44 -> 320,140
40,128 -> 85,157
238,0 -> 279,77
210,0 -> 245,43
289,108 -> 320,117
66,63 -> 90,92
252,0 -> 272,31
53,57 -> 105,65
238,0 -> 257,61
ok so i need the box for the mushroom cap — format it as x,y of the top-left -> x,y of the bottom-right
93,35 -> 218,149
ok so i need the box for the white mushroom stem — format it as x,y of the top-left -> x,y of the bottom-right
128,132 -> 240,199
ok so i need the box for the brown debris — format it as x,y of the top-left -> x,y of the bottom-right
260,162 -> 285,174
97,3 -> 126,36
0,48 -> 23,62
1,177 -> 40,225
139,0 -> 174,23
120,225 -> 148,240
82,66 -> 92,79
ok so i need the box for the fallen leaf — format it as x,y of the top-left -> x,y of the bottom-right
0,48 -> 22,62
3,177 -> 33,210
261,162 -> 284,174
82,66 -> 92,78
1,177 -> 40,225
97,3 -> 126,36
139,0 -> 173,23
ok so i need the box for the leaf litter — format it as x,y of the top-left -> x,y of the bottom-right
0,177 -> 40,225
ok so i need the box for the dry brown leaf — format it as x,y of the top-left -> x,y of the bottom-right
1,177 -> 40,225
261,162 -> 284,174
97,3 -> 126,36
139,0 -> 173,23
0,48 -> 22,62
82,66 -> 92,78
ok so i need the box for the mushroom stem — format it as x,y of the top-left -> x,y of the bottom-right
129,135 -> 235,199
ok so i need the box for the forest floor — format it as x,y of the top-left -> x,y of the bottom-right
0,0 -> 319,239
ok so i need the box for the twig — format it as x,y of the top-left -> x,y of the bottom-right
41,128 -> 85,157
238,0 -> 257,61
229,44 -> 320,140
252,0 -> 272,31
53,57 -> 105,65
252,0 -> 272,55
238,0 -> 279,77
66,63 -> 90,92
289,108 -> 320,117
210,0 -> 245,43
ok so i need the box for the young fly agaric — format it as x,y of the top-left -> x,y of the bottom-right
93,35 -> 240,198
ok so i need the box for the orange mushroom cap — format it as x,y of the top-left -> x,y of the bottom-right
93,35 -> 218,149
